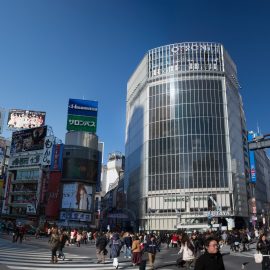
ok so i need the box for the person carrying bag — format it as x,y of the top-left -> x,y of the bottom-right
256,233 -> 270,270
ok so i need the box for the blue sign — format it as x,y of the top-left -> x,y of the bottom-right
249,150 -> 256,183
68,99 -> 98,117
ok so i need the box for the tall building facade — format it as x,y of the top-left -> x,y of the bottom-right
58,132 -> 100,228
248,131 -> 270,227
125,42 -> 249,231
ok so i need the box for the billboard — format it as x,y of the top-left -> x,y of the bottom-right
0,109 -> 5,134
59,211 -> 91,222
62,182 -> 93,211
67,99 -> 98,133
62,158 -> 98,182
249,150 -> 256,183
42,136 -> 54,166
45,171 -> 61,218
10,126 -> 47,154
9,150 -> 43,168
50,144 -> 64,171
7,109 -> 46,129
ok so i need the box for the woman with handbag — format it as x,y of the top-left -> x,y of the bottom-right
257,234 -> 270,270
177,233 -> 195,268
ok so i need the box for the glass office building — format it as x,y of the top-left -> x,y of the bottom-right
125,42 -> 249,231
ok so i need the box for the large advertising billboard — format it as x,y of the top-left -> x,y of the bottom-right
249,150 -> 256,183
7,109 -> 46,129
67,99 -> 98,133
10,126 -> 47,154
45,171 -> 61,218
50,144 -> 64,171
62,182 -> 93,211
62,158 -> 98,182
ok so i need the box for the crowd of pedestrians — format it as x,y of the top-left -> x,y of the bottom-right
3,219 -> 270,270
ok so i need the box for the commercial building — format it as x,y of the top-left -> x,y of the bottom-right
125,42 -> 249,231
248,131 -> 270,227
1,126 -> 57,225
58,99 -> 101,229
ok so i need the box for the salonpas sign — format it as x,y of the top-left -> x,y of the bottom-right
66,99 -> 98,133
67,114 -> 97,133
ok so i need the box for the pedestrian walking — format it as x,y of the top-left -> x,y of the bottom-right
48,227 -> 60,264
109,233 -> 123,269
257,233 -> 270,270
124,232 -> 132,258
194,237 -> 225,270
58,230 -> 68,260
177,233 -> 195,268
132,235 -> 142,266
76,231 -> 82,247
96,232 -> 108,264
145,234 -> 160,270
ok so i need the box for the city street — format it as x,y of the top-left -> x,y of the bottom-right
0,233 -> 261,270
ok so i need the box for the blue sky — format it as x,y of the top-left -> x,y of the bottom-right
0,0 -> 270,161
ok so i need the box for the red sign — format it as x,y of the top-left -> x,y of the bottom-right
45,171 -> 61,218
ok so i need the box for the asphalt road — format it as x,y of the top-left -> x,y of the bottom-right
0,233 -> 262,270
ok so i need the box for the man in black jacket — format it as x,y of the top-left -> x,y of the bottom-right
96,232 -> 108,264
194,237 -> 225,270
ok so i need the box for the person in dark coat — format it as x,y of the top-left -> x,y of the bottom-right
194,237 -> 225,270
109,233 -> 123,269
123,232 -> 132,258
49,228 -> 60,264
257,233 -> 270,270
145,235 -> 160,270
96,232 -> 108,264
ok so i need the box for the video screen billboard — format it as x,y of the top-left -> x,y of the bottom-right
67,99 -> 98,133
11,126 -> 47,154
62,183 -> 93,211
62,158 -> 98,182
7,109 -> 45,129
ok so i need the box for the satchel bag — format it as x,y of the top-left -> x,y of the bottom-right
254,252 -> 263,263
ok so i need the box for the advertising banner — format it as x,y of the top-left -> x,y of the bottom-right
68,99 -> 98,117
62,158 -> 98,182
67,114 -> 97,132
59,211 -> 91,222
0,109 -> 5,134
62,183 -> 93,211
249,150 -> 256,183
45,171 -> 61,218
7,109 -> 45,129
67,99 -> 98,133
11,126 -> 47,154
42,136 -> 54,166
40,170 -> 50,204
249,197 -> 257,214
50,144 -> 64,171
2,173 -> 12,214
9,150 -> 43,168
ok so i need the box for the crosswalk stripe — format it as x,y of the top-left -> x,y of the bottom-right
0,241 -> 134,269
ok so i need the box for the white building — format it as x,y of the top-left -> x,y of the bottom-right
125,42 -> 250,231
104,152 -> 125,193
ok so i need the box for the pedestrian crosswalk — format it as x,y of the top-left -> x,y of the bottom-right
0,241 -> 132,269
